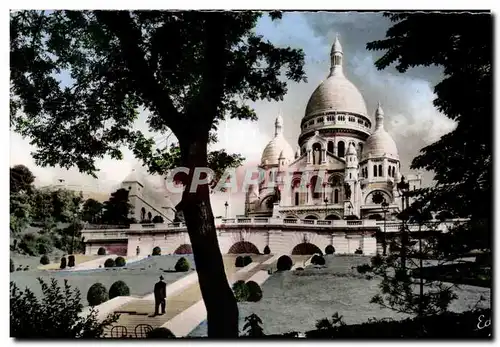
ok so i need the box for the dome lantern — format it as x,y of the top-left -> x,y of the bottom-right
261,112 -> 294,166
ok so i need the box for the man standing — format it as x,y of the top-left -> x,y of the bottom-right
154,275 -> 167,316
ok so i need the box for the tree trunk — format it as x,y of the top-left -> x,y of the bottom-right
177,138 -> 239,338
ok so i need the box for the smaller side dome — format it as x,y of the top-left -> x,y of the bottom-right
362,103 -> 399,161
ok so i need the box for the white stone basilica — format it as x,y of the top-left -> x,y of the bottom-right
245,36 -> 422,221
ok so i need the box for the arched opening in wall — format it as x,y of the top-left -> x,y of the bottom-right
378,165 -> 382,177
337,141 -> 345,158
312,143 -> 322,165
147,211 -> 152,221
373,165 -> 377,177
174,244 -> 193,254
228,241 -> 260,254
285,215 -> 298,220
291,177 -> 301,206
262,196 -> 275,209
358,143 -> 363,156
310,175 -> 321,200
325,214 -> 341,220
327,141 -> 334,154
292,243 -> 322,255
368,214 -> 384,220
140,207 -> 146,221
334,189 -> 339,203
304,215 -> 318,220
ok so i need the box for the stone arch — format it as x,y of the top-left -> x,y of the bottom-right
285,215 -> 299,219
327,141 -> 334,153
261,194 -> 275,209
174,244 -> 193,254
325,214 -> 341,220
147,211 -> 152,221
365,189 -> 392,205
228,241 -> 260,254
304,215 -> 319,220
292,242 -> 322,255
140,207 -> 146,221
312,142 -> 322,165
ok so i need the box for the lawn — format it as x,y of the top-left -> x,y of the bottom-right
10,255 -> 196,306
188,255 -> 491,337
37,254 -> 102,270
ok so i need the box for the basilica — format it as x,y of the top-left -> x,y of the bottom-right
245,36 -> 422,221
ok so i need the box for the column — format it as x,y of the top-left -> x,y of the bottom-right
321,149 -> 327,164
307,149 -> 312,164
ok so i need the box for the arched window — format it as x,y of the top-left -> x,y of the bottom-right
392,166 -> 396,177
147,211 -> 152,221
334,189 -> 339,204
141,207 -> 146,221
373,165 -> 377,177
328,141 -> 334,153
310,176 -> 321,199
378,165 -> 382,177
358,143 -> 363,156
349,173 -> 352,179
312,143 -> 322,165
338,141 -> 345,158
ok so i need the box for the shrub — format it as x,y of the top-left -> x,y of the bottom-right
36,237 -> 53,255
16,266 -> 23,271
60,257 -> 67,269
295,267 -> 304,271
311,254 -> 326,266
354,248 -> 363,255
104,258 -> 115,268
232,280 -> 249,302
357,264 -> 372,274
68,255 -> 75,267
276,255 -> 293,271
10,278 -> 119,338
243,255 -> 252,266
23,266 -> 30,271
108,280 -> 130,299
325,245 -> 335,255
40,255 -> 50,265
263,245 -> 271,255
235,256 -> 245,267
97,247 -> 106,255
10,259 -> 14,273
146,327 -> 176,338
87,283 -> 109,306
246,281 -> 263,302
114,256 -> 126,267
152,246 -> 161,256
174,257 -> 190,272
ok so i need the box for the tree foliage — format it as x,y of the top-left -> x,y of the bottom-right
10,164 -> 35,194
10,278 -> 118,338
81,198 -> 103,224
101,188 -> 133,225
10,10 -> 306,337
367,12 -> 492,251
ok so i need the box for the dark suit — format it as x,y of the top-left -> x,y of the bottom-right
154,280 -> 167,315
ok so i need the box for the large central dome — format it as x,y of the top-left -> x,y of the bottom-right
303,36 -> 368,122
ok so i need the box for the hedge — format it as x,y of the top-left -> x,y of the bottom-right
232,280 -> 250,302
311,254 -> 326,266
115,256 -> 126,267
97,247 -> 106,255
87,283 -> 109,306
174,257 -> 190,272
276,255 -> 293,271
40,255 -> 50,265
104,258 -> 115,268
263,245 -> 271,255
60,257 -> 67,269
152,246 -> 162,256
243,255 -> 252,266
109,280 -> 130,299
325,245 -> 335,255
68,255 -> 75,267
246,281 -> 263,302
235,256 -> 245,268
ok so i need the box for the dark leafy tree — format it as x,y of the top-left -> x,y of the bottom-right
109,280 -> 130,299
243,313 -> 265,337
101,189 -> 133,225
87,283 -> 109,306
174,257 -> 190,272
82,199 -> 104,224
152,215 -> 164,223
10,10 -> 306,337
367,12 -> 492,253
315,312 -> 346,331
10,164 -> 35,194
10,191 -> 32,234
10,278 -> 118,338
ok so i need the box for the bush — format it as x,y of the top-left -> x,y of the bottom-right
354,248 -> 363,255
325,245 -> 335,255
246,281 -> 263,302
276,255 -> 293,271
23,266 -> 30,271
311,254 -> 326,266
114,256 -> 126,267
10,278 -> 119,338
174,257 -> 190,272
104,258 -> 115,268
36,237 -> 53,255
146,327 -> 176,338
97,247 -> 106,255
235,256 -> 245,267
68,255 -> 75,267
109,280 -> 130,299
87,283 -> 109,306
10,259 -> 14,273
243,255 -> 252,266
60,257 -> 67,269
232,280 -> 250,302
40,255 -> 50,265
152,246 -> 161,256
295,267 -> 304,271
263,245 -> 271,254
